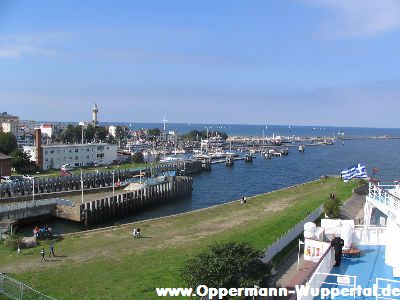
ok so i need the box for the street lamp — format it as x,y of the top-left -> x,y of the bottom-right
32,177 -> 35,202
79,121 -> 85,144
81,169 -> 84,204
112,171 -> 115,196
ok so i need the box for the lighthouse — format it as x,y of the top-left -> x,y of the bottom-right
92,103 -> 99,126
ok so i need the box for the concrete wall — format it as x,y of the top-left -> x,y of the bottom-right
52,204 -> 81,222
0,199 -> 76,222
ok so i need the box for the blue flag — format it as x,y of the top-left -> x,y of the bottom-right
341,164 -> 368,182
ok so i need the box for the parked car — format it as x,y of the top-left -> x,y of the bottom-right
1,176 -> 21,183
61,164 -> 72,171
1,176 -> 11,183
22,174 -> 35,180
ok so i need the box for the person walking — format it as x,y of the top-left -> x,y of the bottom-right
331,234 -> 344,267
40,248 -> 46,262
49,244 -> 55,258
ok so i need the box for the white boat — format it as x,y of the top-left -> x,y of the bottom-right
193,154 -> 211,160
159,156 -> 182,163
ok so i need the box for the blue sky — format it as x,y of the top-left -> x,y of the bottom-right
1,0 -> 400,127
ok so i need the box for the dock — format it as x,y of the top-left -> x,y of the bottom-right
211,157 -> 245,164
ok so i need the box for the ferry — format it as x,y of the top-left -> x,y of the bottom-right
290,179 -> 400,300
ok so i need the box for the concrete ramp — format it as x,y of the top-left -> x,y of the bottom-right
340,184 -> 368,221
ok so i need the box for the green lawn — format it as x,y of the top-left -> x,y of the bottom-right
0,178 -> 361,299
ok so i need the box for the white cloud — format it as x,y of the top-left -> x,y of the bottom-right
305,0 -> 400,38
0,32 -> 72,59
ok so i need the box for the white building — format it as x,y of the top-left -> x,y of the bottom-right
1,121 -> 18,136
23,143 -> 118,170
108,125 -> 117,137
159,130 -> 178,144
40,124 -> 54,138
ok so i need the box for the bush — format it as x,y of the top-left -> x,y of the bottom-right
4,234 -> 23,250
181,242 -> 270,294
131,152 -> 144,163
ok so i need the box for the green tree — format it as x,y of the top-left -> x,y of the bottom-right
96,126 -> 108,141
181,242 -> 269,294
61,125 -> 80,143
0,132 -> 17,154
11,149 -> 36,173
180,130 -> 228,141
323,198 -> 341,218
115,125 -> 129,140
84,124 -> 95,142
148,128 -> 160,137
131,152 -> 144,163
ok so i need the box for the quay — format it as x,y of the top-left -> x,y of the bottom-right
0,176 -> 193,228
0,160 -> 202,201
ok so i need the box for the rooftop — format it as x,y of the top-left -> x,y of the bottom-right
25,143 -> 116,149
0,112 -> 18,118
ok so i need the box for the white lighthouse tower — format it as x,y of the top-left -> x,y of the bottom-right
92,103 -> 99,126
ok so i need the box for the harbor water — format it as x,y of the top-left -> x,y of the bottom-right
19,126 -> 400,235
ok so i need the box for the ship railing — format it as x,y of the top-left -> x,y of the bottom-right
368,182 -> 400,212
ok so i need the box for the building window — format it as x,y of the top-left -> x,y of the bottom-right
75,149 -> 78,152
75,156 -> 78,160
45,151 -> 48,154
50,150 -> 54,154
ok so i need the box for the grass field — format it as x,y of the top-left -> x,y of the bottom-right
0,178 -> 361,299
